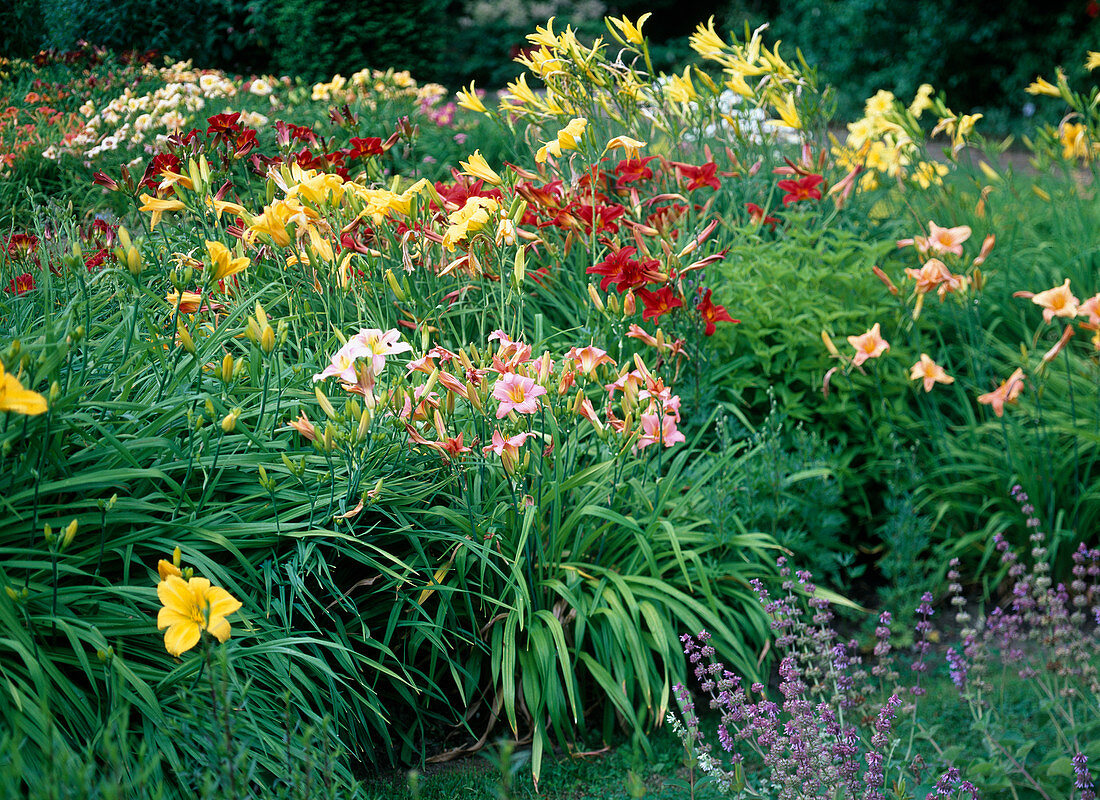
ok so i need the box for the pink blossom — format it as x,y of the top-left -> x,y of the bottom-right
492,373 -> 546,417
636,413 -> 686,450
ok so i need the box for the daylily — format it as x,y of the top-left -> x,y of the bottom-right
636,412 -> 686,450
605,135 -> 647,159
564,346 -> 615,375
1025,76 -> 1061,97
697,289 -> 737,335
139,193 -> 185,229
491,372 -> 546,417
909,354 -> 954,392
157,573 -> 242,657
459,150 -> 502,186
637,286 -> 683,323
313,342 -> 362,384
347,328 -> 413,375
206,240 -> 249,282
1028,278 -> 1079,323
0,361 -> 47,415
535,117 -> 587,163
847,323 -> 889,366
745,202 -> 779,229
977,368 -> 1025,417
607,13 -> 651,46
925,221 -> 971,257
456,82 -> 488,113
777,174 -> 823,205
483,429 -> 534,474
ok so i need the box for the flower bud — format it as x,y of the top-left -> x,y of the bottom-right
315,386 -> 337,419
221,353 -> 234,384
61,519 -> 78,550
260,325 -> 275,354
221,408 -> 240,432
384,269 -> 406,301
587,284 -> 605,311
177,324 -> 196,354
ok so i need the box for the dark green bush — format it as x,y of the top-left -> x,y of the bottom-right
258,0 -> 461,85
746,0 -> 1100,130
38,0 -> 268,73
0,0 -> 45,58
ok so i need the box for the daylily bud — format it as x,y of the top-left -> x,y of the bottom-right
126,245 -> 143,275
221,408 -> 240,432
117,226 -> 132,251
44,524 -> 54,545
623,290 -> 636,316
384,269 -> 406,301
61,519 -> 78,550
357,408 -> 373,442
221,353 -> 234,384
260,325 -> 275,354
177,324 -> 196,354
587,284 -> 605,311
607,293 -> 620,315
315,386 -> 336,419
322,423 -> 335,452
513,245 -> 526,286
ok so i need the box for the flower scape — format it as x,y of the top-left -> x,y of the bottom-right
1,11 -> 1099,800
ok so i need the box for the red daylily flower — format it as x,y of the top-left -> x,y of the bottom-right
347,136 -> 384,159
613,156 -> 657,187
671,160 -> 721,191
637,286 -> 683,322
206,112 -> 242,146
6,272 -> 35,295
697,289 -> 738,335
745,203 -> 780,229
777,174 -> 824,205
587,246 -> 665,293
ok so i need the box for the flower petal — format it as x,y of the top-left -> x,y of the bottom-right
164,622 -> 202,656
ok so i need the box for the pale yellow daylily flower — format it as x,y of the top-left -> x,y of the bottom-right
139,193 -> 185,229
605,135 -> 647,159
456,81 -> 487,113
607,13 -> 651,46
535,117 -> 587,163
1025,76 -> 1061,97
1087,52 -> 1100,71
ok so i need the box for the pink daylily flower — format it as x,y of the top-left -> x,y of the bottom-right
491,373 -> 546,417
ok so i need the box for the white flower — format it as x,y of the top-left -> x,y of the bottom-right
249,78 -> 273,96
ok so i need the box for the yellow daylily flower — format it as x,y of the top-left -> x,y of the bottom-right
1087,51 -> 1100,72
459,150 -> 503,186
909,84 -> 935,118
1025,76 -> 1061,97
456,81 -> 487,113
156,573 -> 243,657
0,361 -> 47,416
206,240 -> 250,282
535,117 -> 587,163
607,12 -> 651,46
442,196 -> 499,250
139,193 -> 185,229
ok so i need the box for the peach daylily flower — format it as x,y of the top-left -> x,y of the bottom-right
847,323 -> 890,367
977,368 -> 1025,417
909,354 -> 955,392
635,412 -> 686,451
1029,279 -> 1079,323
925,222 -> 971,257
1078,293 -> 1100,325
